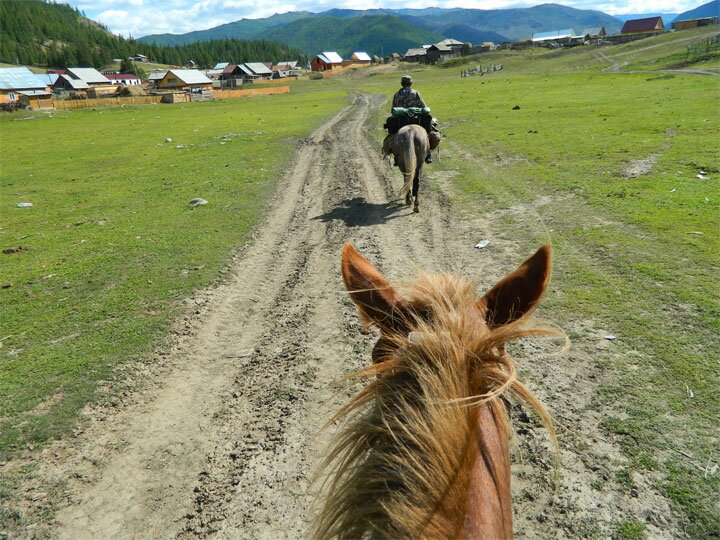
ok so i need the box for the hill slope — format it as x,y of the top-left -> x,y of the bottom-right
0,0 -> 307,68
264,15 -> 444,57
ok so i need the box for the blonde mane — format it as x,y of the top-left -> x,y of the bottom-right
315,273 -> 561,540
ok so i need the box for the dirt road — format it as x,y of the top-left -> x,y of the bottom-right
31,93 -> 681,539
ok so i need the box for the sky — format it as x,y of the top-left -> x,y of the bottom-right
68,0 -> 702,38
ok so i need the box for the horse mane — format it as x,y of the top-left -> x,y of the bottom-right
315,272 -> 560,540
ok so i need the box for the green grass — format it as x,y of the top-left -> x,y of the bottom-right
353,29 -> 719,538
0,83 -> 347,453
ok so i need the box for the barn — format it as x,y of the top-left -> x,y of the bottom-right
0,67 -> 50,104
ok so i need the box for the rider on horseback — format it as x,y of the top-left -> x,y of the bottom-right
387,75 -> 441,164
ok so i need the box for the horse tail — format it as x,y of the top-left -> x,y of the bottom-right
399,130 -> 417,199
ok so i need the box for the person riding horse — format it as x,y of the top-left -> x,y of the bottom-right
387,75 -> 441,164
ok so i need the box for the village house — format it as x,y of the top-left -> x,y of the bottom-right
244,62 -> 273,80
147,70 -> 167,86
130,54 -> 149,62
65,67 -> 111,86
436,38 -> 465,54
403,47 -> 427,63
424,43 -> 453,64
105,73 -> 142,86
581,27 -> 606,40
311,52 -> 343,72
532,29 -> 579,46
277,61 -> 300,70
349,52 -> 371,65
621,17 -> 665,34
52,74 -> 90,93
0,67 -> 53,107
158,69 -> 213,91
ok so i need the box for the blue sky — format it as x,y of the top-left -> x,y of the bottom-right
68,0 -> 700,38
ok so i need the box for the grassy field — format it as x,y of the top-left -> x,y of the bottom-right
350,31 -> 719,538
1,27 -> 718,537
0,83 -> 347,452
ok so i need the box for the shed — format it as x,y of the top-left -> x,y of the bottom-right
621,17 -> 665,34
130,54 -> 149,62
158,69 -> 212,90
65,67 -> 111,85
147,71 -> 167,85
18,89 -> 54,109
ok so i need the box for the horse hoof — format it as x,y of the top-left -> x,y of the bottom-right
405,195 -> 412,206
413,205 -> 419,213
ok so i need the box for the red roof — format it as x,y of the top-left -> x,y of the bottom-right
105,73 -> 141,80
621,16 -> 664,33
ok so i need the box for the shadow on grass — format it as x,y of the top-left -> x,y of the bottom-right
312,197 -> 411,227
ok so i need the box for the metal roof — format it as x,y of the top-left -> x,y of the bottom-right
237,64 -> 256,76
277,61 -> 298,68
244,62 -> 273,75
404,48 -> 427,57
532,29 -> 576,41
621,17 -> 663,33
17,89 -> 52,96
429,43 -> 452,52
437,38 -> 464,46
165,69 -> 212,85
66,67 -> 111,84
0,67 -> 47,90
55,74 -> 89,89
321,52 -> 343,64
581,27 -> 604,36
36,73 -> 59,86
147,70 -> 167,80
105,73 -> 140,80
214,62 -> 229,70
351,52 -> 371,61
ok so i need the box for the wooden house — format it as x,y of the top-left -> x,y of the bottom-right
65,68 -> 111,86
403,47 -> 428,63
621,17 -> 665,34
0,67 -> 50,103
349,52 -> 371,65
673,17 -> 719,30
244,63 -> 273,80
311,52 -> 343,72
52,73 -> 90,93
581,27 -> 606,39
18,90 -> 53,109
158,69 -> 212,91
425,43 -> 453,64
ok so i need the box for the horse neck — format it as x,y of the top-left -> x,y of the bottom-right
460,401 -> 513,539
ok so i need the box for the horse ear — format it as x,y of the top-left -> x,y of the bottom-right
478,245 -> 551,327
341,243 -> 407,331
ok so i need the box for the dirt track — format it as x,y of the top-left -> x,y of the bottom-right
30,93 -> 682,539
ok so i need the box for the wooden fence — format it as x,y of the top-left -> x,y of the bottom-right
214,86 -> 290,99
53,96 -> 162,110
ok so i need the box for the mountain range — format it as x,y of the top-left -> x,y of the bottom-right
138,4 -> 625,56
138,2 -> 718,57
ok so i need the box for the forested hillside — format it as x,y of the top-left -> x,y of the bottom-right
0,0 -> 307,68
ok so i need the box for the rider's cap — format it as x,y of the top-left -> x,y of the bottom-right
401,75 -> 412,85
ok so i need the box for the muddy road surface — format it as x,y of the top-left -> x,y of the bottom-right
27,94 -> 681,539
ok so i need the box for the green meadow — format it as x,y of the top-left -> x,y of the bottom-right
1,27 -> 718,536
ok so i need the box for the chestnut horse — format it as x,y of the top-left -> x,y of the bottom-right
315,243 -> 560,539
382,124 -> 429,213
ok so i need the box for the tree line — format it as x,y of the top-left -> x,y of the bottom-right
0,0 -> 307,69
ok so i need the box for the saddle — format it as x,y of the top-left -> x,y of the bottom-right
384,107 -> 434,135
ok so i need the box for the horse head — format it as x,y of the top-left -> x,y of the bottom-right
315,243 -> 560,539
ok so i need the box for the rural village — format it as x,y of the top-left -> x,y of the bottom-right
1,14 -> 717,111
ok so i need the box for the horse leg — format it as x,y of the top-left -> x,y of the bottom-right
413,166 -> 421,213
